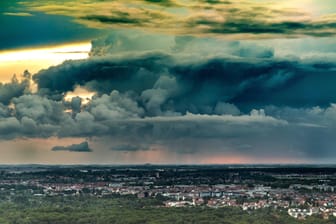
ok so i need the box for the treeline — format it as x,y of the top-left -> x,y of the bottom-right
0,195 -> 335,224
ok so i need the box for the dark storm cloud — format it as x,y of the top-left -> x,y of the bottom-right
0,74 -> 336,160
81,14 -> 142,25
189,19 -> 336,37
33,31 -> 279,110
33,50 -> 336,113
33,53 -> 171,95
143,0 -> 176,6
1,25 -> 336,162
8,30 -> 331,160
52,141 -> 92,152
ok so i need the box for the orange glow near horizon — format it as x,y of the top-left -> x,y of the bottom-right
200,155 -> 252,164
0,137 -> 314,164
200,155 -> 311,165
0,42 -> 91,82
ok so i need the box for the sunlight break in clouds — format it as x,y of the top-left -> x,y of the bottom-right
0,42 -> 91,82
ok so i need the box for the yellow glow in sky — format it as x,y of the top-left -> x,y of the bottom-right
0,42 -> 91,82
64,86 -> 96,105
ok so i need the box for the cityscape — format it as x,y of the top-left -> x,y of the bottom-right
1,165 -> 336,223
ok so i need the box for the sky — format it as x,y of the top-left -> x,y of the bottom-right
0,0 -> 336,164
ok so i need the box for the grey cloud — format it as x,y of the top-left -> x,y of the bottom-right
90,31 -> 173,56
20,116 -> 38,133
0,74 -> 30,105
90,32 -> 275,59
7,32 -> 331,161
59,111 -> 108,137
0,117 -> 21,135
189,18 -> 336,37
0,116 -> 57,139
70,96 -> 82,114
2,29 -> 336,162
52,141 -> 92,152
124,111 -> 287,139
0,80 -> 335,160
265,104 -> 336,128
33,48 -> 336,114
93,105 -> 336,160
88,90 -> 144,120
235,44 -> 274,59
214,102 -> 240,115
141,75 -> 181,115
0,103 -> 11,118
111,144 -> 149,152
13,94 -> 65,125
